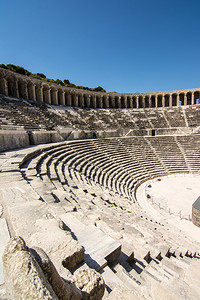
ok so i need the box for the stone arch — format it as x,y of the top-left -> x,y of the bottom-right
172,93 -> 178,106
157,95 -> 163,107
42,84 -> 50,104
179,93 -> 185,106
144,96 -> 150,108
90,94 -> 96,108
27,81 -> 36,101
186,92 -> 192,105
102,95 -> 108,108
138,96 -> 143,108
7,74 -> 18,97
77,93 -> 82,107
82,94 -> 88,108
50,86 -> 58,105
150,95 -> 156,108
132,96 -> 137,108
96,95 -> 102,108
194,91 -> 200,104
65,91 -> 71,106
164,94 -> 169,107
58,88 -> 64,105
70,92 -> 76,106
127,96 -> 131,108
121,96 -> 126,108
35,83 -> 43,102
108,95 -> 115,108
0,70 -> 8,95
18,78 -> 28,99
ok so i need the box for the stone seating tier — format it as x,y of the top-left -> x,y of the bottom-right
1,95 -> 200,134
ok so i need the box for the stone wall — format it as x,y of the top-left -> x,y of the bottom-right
192,197 -> 200,227
0,130 -> 29,152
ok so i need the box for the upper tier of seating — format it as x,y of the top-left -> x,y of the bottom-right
0,95 -> 200,132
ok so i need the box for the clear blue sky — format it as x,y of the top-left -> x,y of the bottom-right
1,0 -> 200,93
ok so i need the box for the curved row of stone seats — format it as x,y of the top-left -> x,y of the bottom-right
185,105 -> 200,127
19,135 -> 197,206
18,142 -> 199,276
91,109 -> 121,130
118,137 -> 167,176
0,95 -> 73,131
145,135 -> 189,174
2,94 -> 200,134
145,108 -> 168,128
71,108 -> 109,130
126,110 -> 152,129
73,105 -> 200,131
67,140 -> 142,198
59,137 -> 189,202
18,137 -> 195,228
176,135 -> 200,173
163,106 -> 187,127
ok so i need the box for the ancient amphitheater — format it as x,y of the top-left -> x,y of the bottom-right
0,67 -> 200,299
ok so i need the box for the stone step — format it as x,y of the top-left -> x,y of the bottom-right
60,213 -> 121,271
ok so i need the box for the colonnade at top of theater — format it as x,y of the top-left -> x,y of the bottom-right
0,67 -> 200,109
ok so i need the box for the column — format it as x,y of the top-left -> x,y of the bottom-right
87,95 -> 91,108
124,96 -> 127,108
149,95 -> 152,107
92,95 -> 97,108
162,94 -> 165,107
19,80 -> 28,99
191,92 -> 195,105
0,77 -> 8,95
28,83 -> 36,101
13,78 -> 19,98
183,93 -> 186,106
36,83 -> 43,102
176,94 -> 179,106
74,94 -> 78,106
129,97 -> 133,108
169,94 -> 172,107
155,95 -> 158,108
136,96 -> 139,108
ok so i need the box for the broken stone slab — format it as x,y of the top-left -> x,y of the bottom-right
0,218 -> 10,285
60,213 -> 121,271
28,218 -> 84,273
30,246 -> 82,300
72,264 -> 105,300
3,236 -> 58,300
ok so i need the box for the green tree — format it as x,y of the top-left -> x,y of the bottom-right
63,79 -> 70,85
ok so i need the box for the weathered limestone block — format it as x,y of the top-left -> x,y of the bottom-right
28,218 -> 85,272
3,236 -> 58,300
73,265 -> 105,300
61,239 -> 84,271
30,246 -> 82,300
